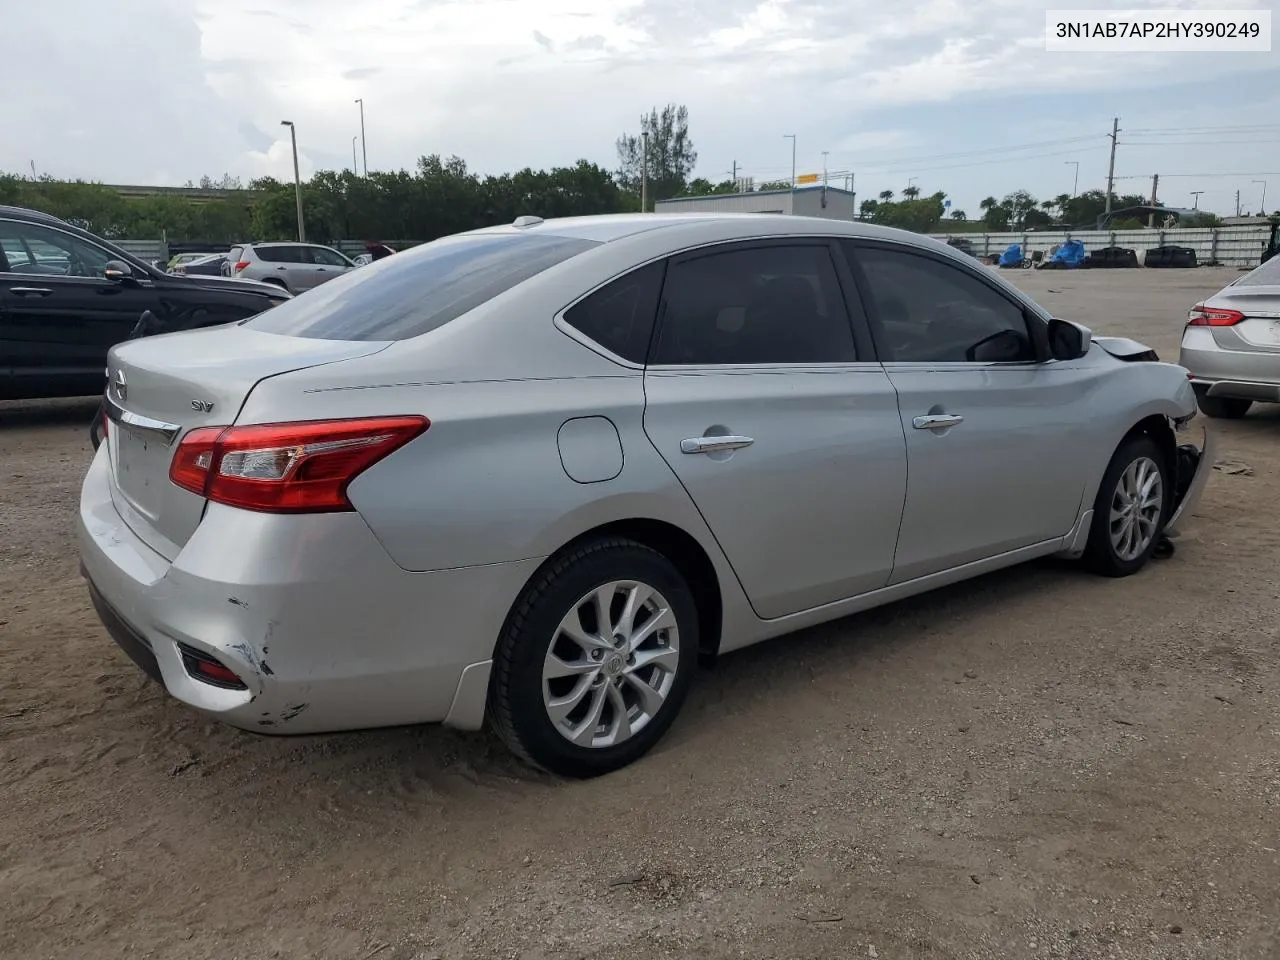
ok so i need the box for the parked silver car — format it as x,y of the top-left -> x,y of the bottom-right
1179,254 -> 1280,418
223,241 -> 356,294
80,214 -> 1213,777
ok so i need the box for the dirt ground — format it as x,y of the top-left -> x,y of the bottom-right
3,266 -> 1279,960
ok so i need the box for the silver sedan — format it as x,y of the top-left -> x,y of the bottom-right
79,213 -> 1213,777
1179,254 -> 1280,418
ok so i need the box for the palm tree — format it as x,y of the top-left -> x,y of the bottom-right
878,189 -> 894,202
902,185 -> 920,200
949,209 -> 967,221
979,196 -> 997,211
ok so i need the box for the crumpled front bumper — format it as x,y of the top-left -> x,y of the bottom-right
1163,416 -> 1215,538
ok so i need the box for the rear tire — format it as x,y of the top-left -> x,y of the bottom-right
1193,386 -> 1251,419
489,538 -> 699,778
1083,435 -> 1170,578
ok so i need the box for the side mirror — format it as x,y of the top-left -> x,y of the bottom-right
104,260 -> 133,282
1047,317 -> 1090,361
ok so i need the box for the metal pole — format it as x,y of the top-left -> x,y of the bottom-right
822,151 -> 828,186
1104,117 -> 1119,215
281,121 -> 305,242
1190,191 -> 1203,210
784,134 -> 796,211
352,136 -> 358,174
640,131 -> 649,212
1255,180 -> 1268,214
355,99 -> 367,176
1148,173 -> 1159,228
1065,161 -> 1079,196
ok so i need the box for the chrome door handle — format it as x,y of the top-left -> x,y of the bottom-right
912,414 -> 964,430
10,287 -> 53,296
680,435 -> 755,454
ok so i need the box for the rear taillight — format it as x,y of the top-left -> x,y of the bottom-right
169,417 -> 428,513
233,260 -> 250,273
1188,304 -> 1245,326
178,643 -> 248,690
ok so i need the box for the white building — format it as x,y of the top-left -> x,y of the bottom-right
654,184 -> 856,220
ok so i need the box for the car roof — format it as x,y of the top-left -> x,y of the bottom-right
0,204 -> 71,226
248,241 -> 333,248
464,212 -> 923,246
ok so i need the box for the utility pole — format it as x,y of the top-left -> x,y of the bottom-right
1065,160 -> 1080,196
280,120 -> 305,242
1148,173 -> 1159,228
1236,190 -> 1241,217
784,134 -> 796,194
355,99 -> 367,176
640,130 -> 649,212
822,151 -> 828,186
1104,117 -> 1120,216
1254,180 -> 1268,215
1190,190 -> 1203,210
731,159 -> 737,188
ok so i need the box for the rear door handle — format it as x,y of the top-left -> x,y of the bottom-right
912,414 -> 964,430
680,435 -> 754,454
10,287 -> 53,296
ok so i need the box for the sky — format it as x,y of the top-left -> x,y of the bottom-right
4,0 -> 1279,218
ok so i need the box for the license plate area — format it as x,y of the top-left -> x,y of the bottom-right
112,423 -> 177,521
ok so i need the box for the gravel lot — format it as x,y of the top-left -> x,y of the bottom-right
3,266 -> 1278,960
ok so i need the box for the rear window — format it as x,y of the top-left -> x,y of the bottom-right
244,232 -> 599,341
1236,255 -> 1280,287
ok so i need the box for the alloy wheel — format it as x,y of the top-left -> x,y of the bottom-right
1108,455 -> 1164,561
542,580 -> 680,749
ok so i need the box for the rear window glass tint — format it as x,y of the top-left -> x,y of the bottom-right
1236,256 -> 1280,287
244,232 -> 599,341
562,261 -> 664,363
256,246 -> 302,263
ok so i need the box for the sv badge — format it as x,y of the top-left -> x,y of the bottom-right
191,399 -> 215,413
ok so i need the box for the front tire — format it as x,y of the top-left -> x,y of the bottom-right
1193,386 -> 1250,419
489,538 -> 699,778
1083,436 -> 1170,577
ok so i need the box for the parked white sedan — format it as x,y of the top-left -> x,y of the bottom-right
80,213 -> 1213,777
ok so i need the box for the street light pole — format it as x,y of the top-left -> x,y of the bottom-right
783,134 -> 796,202
1254,179 -> 1268,215
352,136 -> 358,175
280,120 -> 305,242
1065,160 -> 1080,196
640,130 -> 649,212
1190,190 -> 1203,210
355,98 -> 367,176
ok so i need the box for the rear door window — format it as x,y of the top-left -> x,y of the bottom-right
244,232 -> 599,341
255,245 -> 304,263
649,243 -> 859,365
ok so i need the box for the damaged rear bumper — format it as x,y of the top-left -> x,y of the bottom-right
77,446 -> 538,734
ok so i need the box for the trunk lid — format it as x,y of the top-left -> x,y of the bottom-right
1211,286 -> 1280,352
103,324 -> 390,559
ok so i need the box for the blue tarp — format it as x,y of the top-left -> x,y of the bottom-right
998,243 -> 1023,267
1047,239 -> 1086,267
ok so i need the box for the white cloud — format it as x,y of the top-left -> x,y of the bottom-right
1,0 -> 1276,217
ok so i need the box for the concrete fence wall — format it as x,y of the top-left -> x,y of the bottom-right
928,224 -> 1272,268
115,224 -> 1274,270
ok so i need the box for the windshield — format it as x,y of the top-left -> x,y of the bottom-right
243,231 -> 598,341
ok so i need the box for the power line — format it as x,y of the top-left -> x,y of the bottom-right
1115,171 -> 1280,179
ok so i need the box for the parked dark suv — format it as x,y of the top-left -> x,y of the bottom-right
0,205 -> 291,402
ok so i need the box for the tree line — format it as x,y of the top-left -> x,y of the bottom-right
0,102 -> 1232,244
